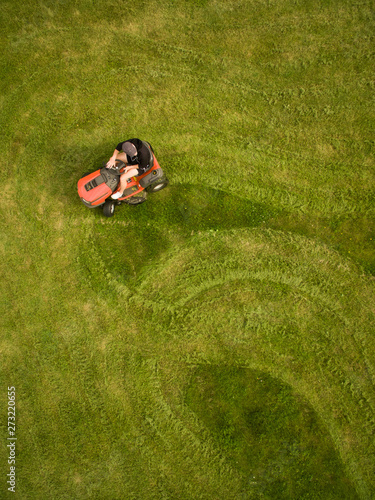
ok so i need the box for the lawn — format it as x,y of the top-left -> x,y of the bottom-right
0,0 -> 374,499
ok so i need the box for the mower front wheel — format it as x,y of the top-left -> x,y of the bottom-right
103,200 -> 115,217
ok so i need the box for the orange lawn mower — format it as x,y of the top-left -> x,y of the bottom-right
77,141 -> 168,217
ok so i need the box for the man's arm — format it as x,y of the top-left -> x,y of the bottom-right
106,148 -> 121,168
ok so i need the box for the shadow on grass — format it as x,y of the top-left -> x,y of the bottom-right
83,182 -> 279,285
185,365 -> 359,500
132,182 -> 279,231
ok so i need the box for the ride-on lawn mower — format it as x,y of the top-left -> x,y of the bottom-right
77,142 -> 168,217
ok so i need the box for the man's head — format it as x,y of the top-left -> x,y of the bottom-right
122,142 -> 138,162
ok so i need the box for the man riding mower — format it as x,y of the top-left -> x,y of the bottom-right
77,139 -> 168,217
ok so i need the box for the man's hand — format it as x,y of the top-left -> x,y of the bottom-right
106,157 -> 117,169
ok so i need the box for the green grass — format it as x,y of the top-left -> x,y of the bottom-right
185,366 -> 358,499
0,0 -> 374,499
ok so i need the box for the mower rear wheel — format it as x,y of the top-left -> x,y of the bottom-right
147,178 -> 169,193
103,200 -> 115,217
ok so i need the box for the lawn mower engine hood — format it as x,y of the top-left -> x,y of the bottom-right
77,168 -> 119,208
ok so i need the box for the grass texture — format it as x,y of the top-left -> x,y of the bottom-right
0,0 -> 374,499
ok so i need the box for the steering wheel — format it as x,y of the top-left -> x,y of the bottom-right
109,159 -> 126,175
